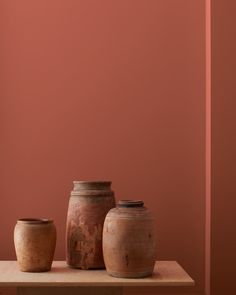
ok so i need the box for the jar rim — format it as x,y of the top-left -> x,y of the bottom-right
73,180 -> 111,184
17,218 -> 53,224
118,200 -> 144,208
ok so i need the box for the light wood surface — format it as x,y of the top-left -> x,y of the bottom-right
0,261 -> 194,287
17,287 -> 123,295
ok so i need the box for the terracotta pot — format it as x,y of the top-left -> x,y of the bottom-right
66,181 -> 115,269
103,200 -> 156,278
14,218 -> 56,272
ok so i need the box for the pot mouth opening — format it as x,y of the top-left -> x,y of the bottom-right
118,200 -> 144,208
17,218 -> 53,224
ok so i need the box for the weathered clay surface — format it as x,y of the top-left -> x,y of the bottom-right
103,200 -> 156,278
66,181 -> 115,269
14,219 -> 56,272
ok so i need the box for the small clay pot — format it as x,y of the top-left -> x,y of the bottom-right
66,181 -> 116,269
103,200 -> 156,278
14,218 -> 56,272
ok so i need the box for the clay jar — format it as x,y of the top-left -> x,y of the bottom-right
66,181 -> 115,269
103,200 -> 156,278
14,218 -> 56,272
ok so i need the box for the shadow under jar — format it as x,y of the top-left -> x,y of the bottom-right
103,200 -> 156,278
14,218 -> 56,272
66,181 -> 116,269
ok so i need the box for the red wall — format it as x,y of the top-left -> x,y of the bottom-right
211,1 -> 236,294
0,1 -> 206,294
205,1 -> 211,294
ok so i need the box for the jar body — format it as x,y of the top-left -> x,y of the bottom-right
14,219 -> 56,272
103,200 -> 156,278
66,181 -> 115,269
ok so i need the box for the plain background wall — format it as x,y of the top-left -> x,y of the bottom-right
211,0 -> 236,294
0,1 -> 205,294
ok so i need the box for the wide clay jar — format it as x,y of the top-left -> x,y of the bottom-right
14,218 -> 56,272
103,200 -> 156,278
66,181 -> 115,269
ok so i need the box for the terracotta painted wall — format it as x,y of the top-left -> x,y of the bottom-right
0,1 -> 206,294
211,0 -> 236,294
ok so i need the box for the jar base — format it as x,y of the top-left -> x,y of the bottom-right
107,270 -> 153,278
66,263 -> 105,270
19,267 -> 51,272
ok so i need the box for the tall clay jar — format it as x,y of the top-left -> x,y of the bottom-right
103,200 -> 156,278
14,219 -> 56,272
66,181 -> 115,269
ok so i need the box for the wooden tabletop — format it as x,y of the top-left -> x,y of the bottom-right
0,261 -> 194,287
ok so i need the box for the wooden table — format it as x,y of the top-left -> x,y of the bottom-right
0,261 -> 194,295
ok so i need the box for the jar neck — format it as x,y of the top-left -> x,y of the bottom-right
73,181 -> 112,191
